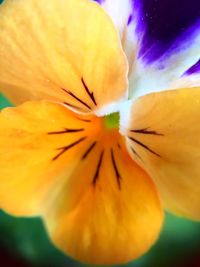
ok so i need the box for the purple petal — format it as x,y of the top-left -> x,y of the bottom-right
131,0 -> 146,34
94,0 -> 105,4
138,0 -> 200,63
94,0 -> 200,66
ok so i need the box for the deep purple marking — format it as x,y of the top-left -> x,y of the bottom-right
94,0 -> 105,4
184,59 -> 200,75
127,14 -> 133,26
131,0 -> 146,37
94,0 -> 200,65
138,0 -> 200,63
140,22 -> 200,64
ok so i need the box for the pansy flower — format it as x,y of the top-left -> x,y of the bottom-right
0,0 -> 200,265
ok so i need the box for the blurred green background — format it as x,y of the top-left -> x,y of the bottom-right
1,94 -> 200,267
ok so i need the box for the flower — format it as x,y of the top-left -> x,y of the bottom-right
0,0 -> 200,265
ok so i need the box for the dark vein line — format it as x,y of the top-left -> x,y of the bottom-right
92,150 -> 104,186
48,128 -> 84,135
76,117 -> 91,123
111,149 -> 121,190
117,143 -> 121,149
130,146 -> 143,162
130,128 -> 164,136
81,141 -> 97,160
52,136 -> 86,161
81,78 -> 97,106
128,136 -> 161,158
62,88 -> 91,110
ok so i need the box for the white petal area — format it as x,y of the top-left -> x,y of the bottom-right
100,0 -> 143,80
100,0 -> 133,38
170,74 -> 200,89
129,26 -> 200,98
119,100 -> 132,135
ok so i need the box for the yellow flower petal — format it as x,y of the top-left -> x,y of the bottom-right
43,133 -> 162,265
0,101 -> 97,215
0,100 -> 162,264
0,0 -> 128,113
121,87 -> 200,220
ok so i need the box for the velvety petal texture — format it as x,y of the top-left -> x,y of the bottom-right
44,131 -> 162,265
0,101 -> 96,215
0,100 -> 163,265
0,0 -> 128,113
120,88 -> 200,220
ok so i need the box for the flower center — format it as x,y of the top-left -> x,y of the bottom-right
104,112 -> 120,130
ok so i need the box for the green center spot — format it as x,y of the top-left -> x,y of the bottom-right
104,112 -> 120,129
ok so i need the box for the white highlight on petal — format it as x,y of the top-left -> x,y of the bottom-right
100,0 -> 133,39
101,0 -> 141,82
95,99 -> 124,117
119,99 -> 133,136
170,74 -> 200,89
129,27 -> 200,98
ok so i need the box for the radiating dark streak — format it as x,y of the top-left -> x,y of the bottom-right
130,146 -> 143,162
48,128 -> 84,135
117,143 -> 121,149
128,136 -> 161,158
92,150 -> 104,186
81,78 -> 97,106
111,149 -> 121,190
76,117 -> 91,123
81,141 -> 97,160
52,137 -> 86,161
130,128 -> 164,136
62,88 -> 91,110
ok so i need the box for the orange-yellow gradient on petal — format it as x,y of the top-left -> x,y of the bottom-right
0,101 -> 99,215
121,87 -> 200,220
43,134 -> 163,265
0,0 -> 128,113
0,100 -> 162,265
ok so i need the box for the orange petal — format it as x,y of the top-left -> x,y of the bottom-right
0,0 -> 128,113
120,87 -> 200,220
0,100 -> 162,264
0,101 -> 97,215
43,132 -> 162,265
